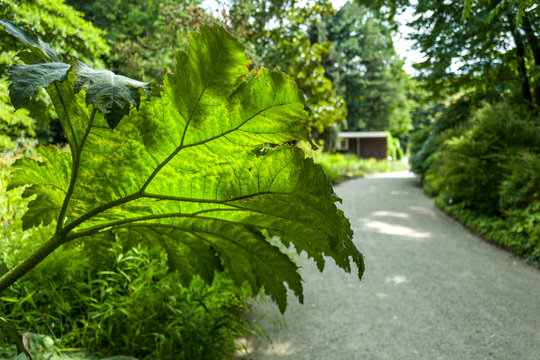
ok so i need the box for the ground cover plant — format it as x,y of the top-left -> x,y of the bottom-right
0,21 -> 364,358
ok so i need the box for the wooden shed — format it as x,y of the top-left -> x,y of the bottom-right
337,131 -> 388,160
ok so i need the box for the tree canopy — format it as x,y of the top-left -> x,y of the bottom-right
66,0 -> 209,82
313,2 -> 412,135
357,0 -> 540,106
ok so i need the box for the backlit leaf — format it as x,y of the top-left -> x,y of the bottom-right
8,24 -> 364,312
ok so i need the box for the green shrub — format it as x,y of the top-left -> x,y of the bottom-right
408,126 -> 430,174
386,131 -> 404,161
419,99 -> 540,265
499,151 -> 540,210
438,199 -> 540,265
433,101 -> 540,214
409,96 -> 472,176
313,152 -> 407,183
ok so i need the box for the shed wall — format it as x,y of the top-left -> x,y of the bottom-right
344,137 -> 387,159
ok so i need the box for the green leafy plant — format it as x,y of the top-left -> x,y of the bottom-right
0,82 -> 36,154
0,332 -> 136,359
2,244 -> 255,359
2,160 -> 256,360
0,21 -> 364,355
411,98 -> 540,266
313,152 -> 407,183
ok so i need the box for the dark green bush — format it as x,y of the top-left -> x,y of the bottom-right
499,151 -> 540,210
408,126 -> 430,174
433,101 -> 540,214
410,98 -> 540,265
409,96 -> 472,176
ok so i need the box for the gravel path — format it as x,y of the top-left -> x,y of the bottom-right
240,171 -> 540,360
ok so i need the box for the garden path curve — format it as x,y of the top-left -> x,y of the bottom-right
241,171 -> 540,360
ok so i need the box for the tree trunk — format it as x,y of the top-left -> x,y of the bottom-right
522,13 -> 540,107
508,14 -> 533,105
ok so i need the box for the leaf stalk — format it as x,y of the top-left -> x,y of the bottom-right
0,234 -> 67,295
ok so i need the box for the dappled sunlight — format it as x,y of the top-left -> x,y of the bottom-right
386,275 -> 408,285
358,218 -> 431,240
389,190 -> 412,195
261,341 -> 295,356
407,205 -> 435,216
236,339 -> 297,359
371,210 -> 410,219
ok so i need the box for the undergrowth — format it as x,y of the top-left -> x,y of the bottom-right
313,152 -> 408,183
409,98 -> 540,266
1,157 -> 261,360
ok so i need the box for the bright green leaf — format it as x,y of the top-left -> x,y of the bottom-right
7,24 -> 363,312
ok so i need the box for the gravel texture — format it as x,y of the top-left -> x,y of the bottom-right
240,171 -> 540,360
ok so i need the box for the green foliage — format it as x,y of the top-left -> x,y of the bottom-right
0,0 -> 109,70
407,126 -> 430,175
408,96 -> 473,176
66,0 -> 208,83
0,0 -> 110,146
314,2 -> 413,136
269,26 -> 348,135
462,0 -> 537,30
2,246 -> 252,359
72,63 -> 151,129
361,0 -> 540,105
0,156 -> 54,267
0,24 -> 363,353
0,82 -> 36,153
432,101 -> 540,214
1,332 -> 135,359
410,98 -> 540,264
499,150 -> 540,210
1,159 -> 255,360
437,199 -> 540,265
385,131 -> 404,160
312,152 -> 407,183
233,2 -> 348,135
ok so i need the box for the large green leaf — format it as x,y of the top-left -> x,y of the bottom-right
8,24 -> 363,312
8,146 -> 71,229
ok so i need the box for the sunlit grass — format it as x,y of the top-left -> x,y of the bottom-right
313,152 -> 408,183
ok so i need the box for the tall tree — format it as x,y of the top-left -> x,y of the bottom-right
313,2 -> 412,135
358,0 -> 540,107
66,0 -> 209,83
222,1 -> 348,137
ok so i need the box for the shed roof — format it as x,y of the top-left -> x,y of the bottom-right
339,131 -> 388,138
